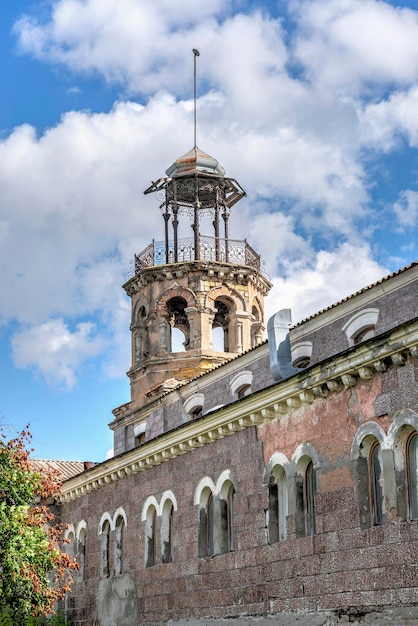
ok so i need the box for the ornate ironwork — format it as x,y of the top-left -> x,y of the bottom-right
134,236 -> 261,274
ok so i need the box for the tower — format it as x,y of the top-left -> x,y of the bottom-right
120,145 -> 272,412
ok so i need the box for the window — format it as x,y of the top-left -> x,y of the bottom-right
268,465 -> 288,543
219,478 -> 236,553
352,424 -> 386,529
183,393 -> 205,420
161,501 -> 174,564
198,487 -> 214,557
291,341 -> 313,370
145,506 -> 157,567
226,484 -> 235,551
76,523 -> 87,582
100,520 -> 111,578
114,515 -> 125,575
134,422 -> 147,447
294,453 -> 317,538
407,432 -> 418,519
304,461 -> 316,536
342,308 -> 379,347
230,371 -> 253,400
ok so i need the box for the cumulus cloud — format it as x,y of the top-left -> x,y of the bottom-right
291,0 -> 418,93
266,242 -> 389,323
393,190 -> 418,228
3,0 -> 418,388
11,319 -> 105,389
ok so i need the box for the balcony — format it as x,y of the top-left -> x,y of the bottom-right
135,236 -> 261,275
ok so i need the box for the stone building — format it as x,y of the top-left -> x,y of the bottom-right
59,145 -> 418,626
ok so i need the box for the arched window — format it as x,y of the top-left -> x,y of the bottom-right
145,506 -> 157,567
407,432 -> 418,519
100,520 -> 111,578
161,501 -> 174,564
291,341 -> 313,369
268,465 -> 288,543
294,454 -> 316,538
76,523 -> 87,582
370,442 -> 384,525
197,487 -> 214,557
212,299 -> 231,352
342,308 -> 379,347
230,371 -> 253,401
166,296 -> 190,352
114,515 -> 125,575
64,527 -> 75,560
304,460 -> 316,536
183,394 -> 205,421
219,480 -> 235,553
352,424 -> 386,529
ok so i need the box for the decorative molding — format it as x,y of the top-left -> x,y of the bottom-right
61,319 -> 418,502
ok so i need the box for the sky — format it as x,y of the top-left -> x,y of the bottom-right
1,0 -> 418,462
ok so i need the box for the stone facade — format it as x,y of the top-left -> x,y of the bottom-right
60,261 -> 418,626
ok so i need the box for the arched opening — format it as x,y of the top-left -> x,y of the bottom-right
161,501 -> 174,564
77,527 -> 86,582
268,465 -> 288,543
407,432 -> 418,519
166,296 -> 190,352
212,298 -> 232,352
100,520 -> 111,578
198,487 -> 214,557
145,506 -> 157,567
114,516 -> 125,575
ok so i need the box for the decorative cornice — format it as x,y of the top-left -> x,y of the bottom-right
61,320 -> 418,502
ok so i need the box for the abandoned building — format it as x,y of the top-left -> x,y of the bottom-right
58,143 -> 418,626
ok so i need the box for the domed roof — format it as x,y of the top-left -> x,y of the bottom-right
165,147 -> 225,178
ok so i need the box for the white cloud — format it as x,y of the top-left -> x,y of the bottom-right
266,242 -> 389,324
4,0 -> 418,389
11,319 -> 105,389
291,0 -> 418,93
393,190 -> 418,228
360,86 -> 418,151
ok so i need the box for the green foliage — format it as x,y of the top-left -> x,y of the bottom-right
0,608 -> 71,625
0,427 -> 77,622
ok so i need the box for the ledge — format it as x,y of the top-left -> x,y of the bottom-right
61,319 -> 418,502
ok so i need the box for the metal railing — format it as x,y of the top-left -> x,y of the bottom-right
134,236 -> 261,274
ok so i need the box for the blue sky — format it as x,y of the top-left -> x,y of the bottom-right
1,0 -> 418,462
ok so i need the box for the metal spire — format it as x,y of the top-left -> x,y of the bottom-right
192,48 -> 200,149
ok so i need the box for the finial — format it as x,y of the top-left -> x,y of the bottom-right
193,49 -> 200,149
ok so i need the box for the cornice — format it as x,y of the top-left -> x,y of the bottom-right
61,319 -> 418,502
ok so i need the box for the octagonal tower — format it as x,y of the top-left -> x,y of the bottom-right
118,146 -> 272,415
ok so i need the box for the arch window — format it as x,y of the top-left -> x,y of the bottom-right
219,477 -> 236,554
268,465 -> 288,543
145,506 -> 157,567
134,422 -> 147,447
212,299 -> 232,352
183,393 -> 205,421
64,527 -> 75,560
369,442 -> 384,525
161,501 -> 174,564
225,484 -> 235,552
166,296 -> 190,352
295,455 -> 316,538
342,308 -> 379,347
352,424 -> 386,529
230,371 -> 253,401
100,520 -> 111,578
407,432 -> 418,519
76,523 -> 87,582
291,341 -> 313,370
197,487 -> 214,557
114,515 -> 125,575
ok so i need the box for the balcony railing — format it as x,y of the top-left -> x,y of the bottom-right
134,236 -> 261,274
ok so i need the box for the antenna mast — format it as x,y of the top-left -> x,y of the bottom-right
192,48 -> 200,149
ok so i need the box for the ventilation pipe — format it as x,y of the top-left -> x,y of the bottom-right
267,309 -> 303,381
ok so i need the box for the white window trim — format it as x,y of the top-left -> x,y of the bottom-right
342,308 -> 379,346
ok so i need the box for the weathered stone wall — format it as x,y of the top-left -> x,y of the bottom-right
63,357 -> 418,626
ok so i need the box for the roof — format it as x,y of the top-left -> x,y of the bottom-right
165,146 -> 225,178
30,459 -> 87,480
